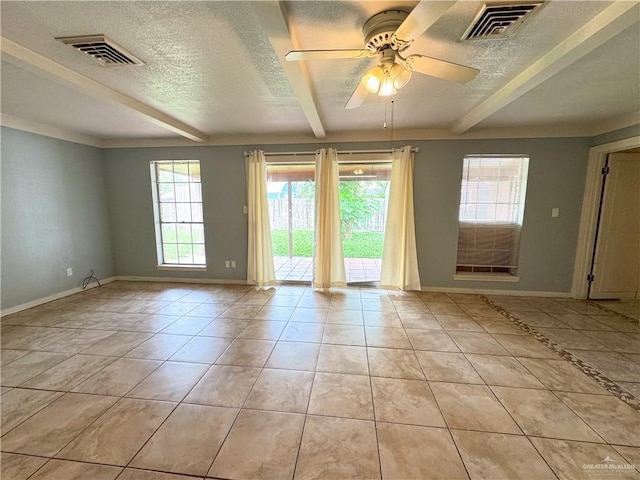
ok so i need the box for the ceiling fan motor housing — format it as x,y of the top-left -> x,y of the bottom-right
363,10 -> 409,52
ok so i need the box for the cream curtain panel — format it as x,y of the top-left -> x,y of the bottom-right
246,150 -> 276,287
313,148 -> 346,288
380,146 -> 422,291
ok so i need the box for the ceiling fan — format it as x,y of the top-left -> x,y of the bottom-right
285,1 -> 479,109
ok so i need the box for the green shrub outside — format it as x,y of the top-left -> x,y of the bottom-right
271,230 -> 383,258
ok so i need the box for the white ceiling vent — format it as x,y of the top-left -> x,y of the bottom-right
56,35 -> 144,66
461,2 -> 544,40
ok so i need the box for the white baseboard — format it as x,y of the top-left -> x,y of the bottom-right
113,275 -> 248,285
116,278 -> 571,297
1,276 -> 572,318
1,276 -> 117,317
420,285 -> 572,298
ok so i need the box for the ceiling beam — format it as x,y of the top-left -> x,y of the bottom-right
252,1 -> 326,139
1,113 -> 103,147
1,37 -> 209,142
451,0 -> 640,135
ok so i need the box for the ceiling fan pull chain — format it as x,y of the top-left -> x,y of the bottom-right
383,102 -> 388,130
390,100 -> 395,151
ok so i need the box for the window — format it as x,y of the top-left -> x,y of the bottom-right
456,155 -> 529,276
150,160 -> 206,267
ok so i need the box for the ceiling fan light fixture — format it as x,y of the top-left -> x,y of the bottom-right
362,65 -> 384,94
288,6 -> 480,108
389,63 -> 412,89
362,62 -> 411,96
379,75 -> 397,96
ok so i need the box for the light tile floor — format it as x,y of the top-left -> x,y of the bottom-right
274,256 -> 381,283
1,282 -> 639,480
488,296 -> 640,401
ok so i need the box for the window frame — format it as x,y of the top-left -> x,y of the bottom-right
454,154 -> 530,281
150,160 -> 207,270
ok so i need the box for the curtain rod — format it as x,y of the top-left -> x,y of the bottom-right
243,147 -> 419,157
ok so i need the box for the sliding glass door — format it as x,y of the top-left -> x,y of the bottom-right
266,162 -> 315,282
265,159 -> 391,284
338,162 -> 391,283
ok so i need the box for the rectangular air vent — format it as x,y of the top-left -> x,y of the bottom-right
56,35 -> 144,66
461,2 -> 544,40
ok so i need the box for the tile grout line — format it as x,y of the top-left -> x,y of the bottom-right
363,310 -> 384,480
290,365 -> 318,480
587,300 -> 639,323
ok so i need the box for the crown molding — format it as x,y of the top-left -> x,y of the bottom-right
99,125 -> 596,149
587,111 -> 640,137
4,113 -> 637,150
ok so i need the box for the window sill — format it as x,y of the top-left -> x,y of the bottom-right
454,273 -> 520,283
156,265 -> 207,272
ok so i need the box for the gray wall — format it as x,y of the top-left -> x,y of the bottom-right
104,137 -> 591,294
411,137 -> 589,292
1,127 -> 114,309
104,145 -> 248,281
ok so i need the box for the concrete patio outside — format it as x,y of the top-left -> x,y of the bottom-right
273,256 -> 382,284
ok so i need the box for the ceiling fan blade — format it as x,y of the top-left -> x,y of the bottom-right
285,49 -> 375,61
394,0 -> 456,43
345,82 -> 369,109
404,54 -> 479,83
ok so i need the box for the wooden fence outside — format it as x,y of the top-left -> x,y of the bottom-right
268,197 -> 387,231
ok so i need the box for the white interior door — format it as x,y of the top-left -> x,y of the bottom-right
590,153 -> 640,299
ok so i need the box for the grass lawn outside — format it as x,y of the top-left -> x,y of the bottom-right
271,229 -> 384,258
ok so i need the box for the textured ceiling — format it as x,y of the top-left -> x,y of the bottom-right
476,22 -> 640,129
1,61 -> 173,139
1,0 -> 638,146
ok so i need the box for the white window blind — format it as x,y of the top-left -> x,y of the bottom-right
150,160 -> 206,266
456,155 -> 529,274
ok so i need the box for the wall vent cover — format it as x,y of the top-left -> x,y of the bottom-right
461,2 -> 544,40
56,35 -> 144,66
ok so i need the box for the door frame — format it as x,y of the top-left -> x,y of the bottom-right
571,135 -> 640,298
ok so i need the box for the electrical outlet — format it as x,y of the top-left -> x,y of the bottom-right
552,207 -> 559,217
66,267 -> 73,277
225,260 -> 230,268
231,260 -> 236,268
243,205 -> 248,214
